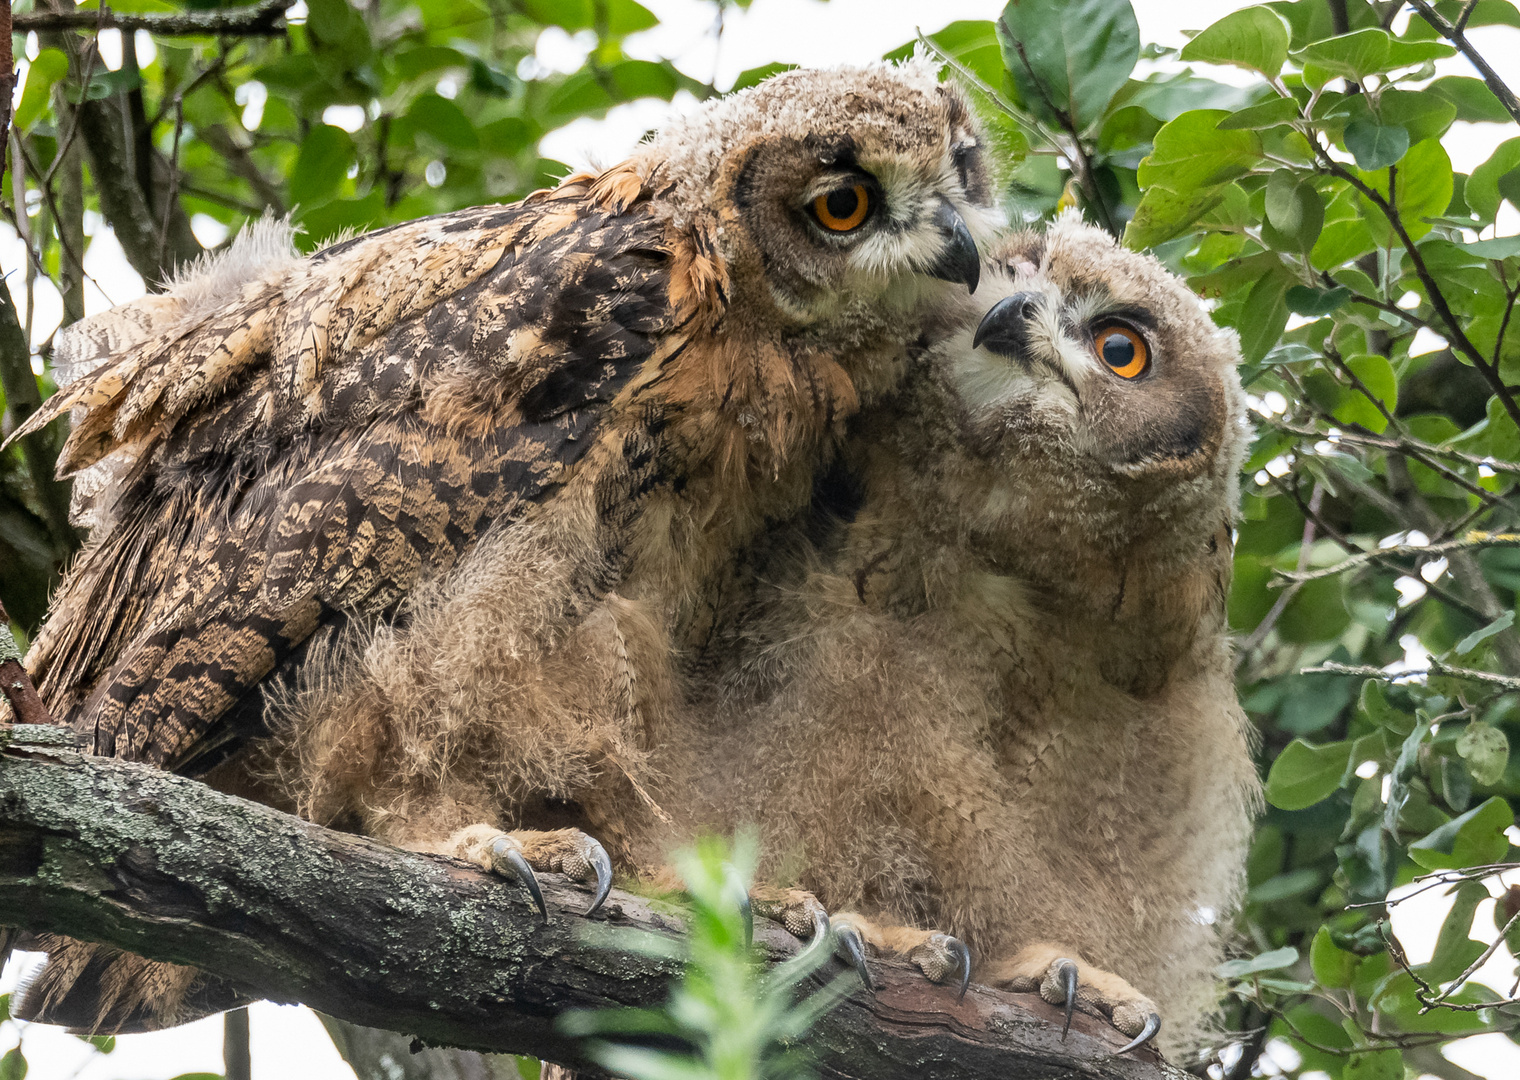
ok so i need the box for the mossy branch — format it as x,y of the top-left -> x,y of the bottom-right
0,725 -> 1187,1080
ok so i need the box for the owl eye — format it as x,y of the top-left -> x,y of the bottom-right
811,183 -> 874,233
1093,324 -> 1149,379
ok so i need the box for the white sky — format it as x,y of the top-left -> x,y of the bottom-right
6,1 -> 1520,1078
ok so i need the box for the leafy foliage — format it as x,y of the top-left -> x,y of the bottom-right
562,836 -> 848,1080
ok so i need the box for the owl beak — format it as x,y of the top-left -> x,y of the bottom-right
925,198 -> 980,293
973,292 -> 1043,357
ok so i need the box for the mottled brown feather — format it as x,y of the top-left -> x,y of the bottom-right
12,184 -> 692,772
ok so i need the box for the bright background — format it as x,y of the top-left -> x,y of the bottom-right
5,1 -> 1520,1077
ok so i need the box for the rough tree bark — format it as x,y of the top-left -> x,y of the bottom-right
0,724 -> 1187,1080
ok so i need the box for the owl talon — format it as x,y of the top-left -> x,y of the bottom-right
833,922 -> 874,990
488,837 -> 547,922
1054,958 -> 1079,1038
585,840 -> 614,916
949,936 -> 972,1002
1115,1012 -> 1161,1056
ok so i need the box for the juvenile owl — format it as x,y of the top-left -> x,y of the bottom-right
675,217 -> 1260,1058
8,59 -> 998,1031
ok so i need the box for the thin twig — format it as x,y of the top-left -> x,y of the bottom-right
1408,0 -> 1520,125
1266,419 -> 1520,478
1236,484 -> 1322,668
1303,660 -> 1520,692
1277,531 -> 1520,584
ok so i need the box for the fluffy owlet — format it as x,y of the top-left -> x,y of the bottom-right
674,217 -> 1260,1058
8,59 -> 999,1031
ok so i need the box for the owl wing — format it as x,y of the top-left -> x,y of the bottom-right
13,174 -> 690,772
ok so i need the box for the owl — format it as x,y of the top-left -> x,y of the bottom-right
670,216 -> 1261,1058
8,58 -> 999,1031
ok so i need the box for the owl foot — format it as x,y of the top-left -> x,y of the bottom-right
449,825 -> 614,921
988,943 -> 1161,1055
747,888 -> 969,998
832,913 -> 972,999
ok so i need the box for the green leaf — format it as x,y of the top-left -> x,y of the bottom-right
893,21 -> 1004,89
1128,110 -> 1263,248
1180,7 -> 1291,76
1237,270 -> 1292,364
1344,119 -> 1409,170
1331,354 -> 1398,433
1408,795 -> 1515,870
1217,945 -> 1299,978
1357,138 -> 1453,245
407,93 -> 479,151
1286,285 -> 1349,315
1291,29 -> 1454,84
1455,611 -> 1516,655
1456,721 -> 1510,786
1344,1049 -> 1403,1080
15,50 -> 69,132
1266,738 -> 1352,809
1248,866 -> 1323,903
522,0 -> 658,34
307,0 -> 371,59
1358,679 -> 1412,730
1137,110 -> 1263,191
392,45 -> 469,81
1465,137 -> 1520,224
1458,235 -> 1520,260
1126,188 -> 1227,249
0,1050 -> 24,1080
729,62 -> 795,93
1263,170 -> 1324,250
1310,925 -> 1359,988
1424,879 -> 1489,981
996,0 -> 1140,130
1429,75 -> 1512,123
1338,823 -> 1393,900
288,124 -> 356,209
1216,95 -> 1301,130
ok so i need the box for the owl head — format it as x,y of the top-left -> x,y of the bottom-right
634,58 -> 1000,328
910,216 -> 1249,606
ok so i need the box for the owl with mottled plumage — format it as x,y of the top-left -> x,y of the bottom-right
7,58 -> 999,1031
668,218 -> 1260,1059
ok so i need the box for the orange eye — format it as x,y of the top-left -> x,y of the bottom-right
1094,325 -> 1149,379
812,183 -> 872,232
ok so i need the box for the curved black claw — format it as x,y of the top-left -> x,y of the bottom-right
834,924 -> 875,991
722,864 -> 753,948
797,906 -> 831,966
947,937 -> 972,1003
585,840 -> 614,916
1115,1012 -> 1161,1056
490,837 -> 547,922
1055,958 -> 1079,1039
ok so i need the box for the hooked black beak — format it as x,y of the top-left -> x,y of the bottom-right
973,291 -> 1043,357
926,198 -> 980,293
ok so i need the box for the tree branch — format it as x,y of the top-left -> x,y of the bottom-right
1302,661 -> 1520,692
12,1 -> 290,37
0,726 -> 1187,1080
1408,0 -> 1520,125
